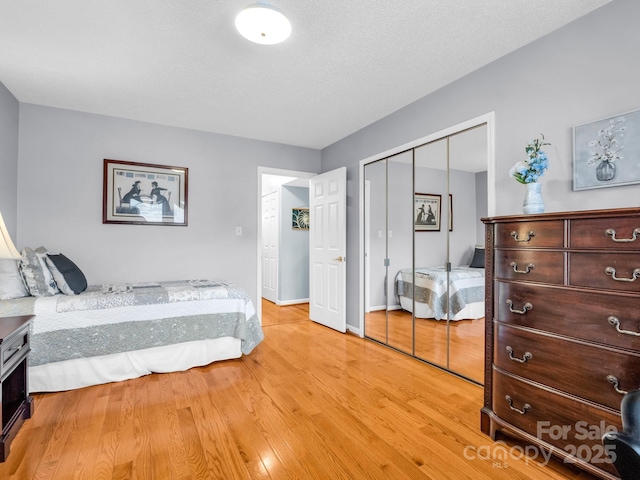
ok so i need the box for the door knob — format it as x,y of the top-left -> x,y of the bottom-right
333,256 -> 344,262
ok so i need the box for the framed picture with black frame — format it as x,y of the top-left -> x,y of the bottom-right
414,193 -> 441,231
103,159 -> 188,226
292,207 -> 309,230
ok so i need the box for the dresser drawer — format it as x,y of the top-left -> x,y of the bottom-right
495,250 -> 564,284
570,252 -> 640,292
570,216 -> 640,249
495,281 -> 640,351
494,323 -> 640,410
493,368 -> 621,476
0,325 -> 29,381
494,221 -> 564,248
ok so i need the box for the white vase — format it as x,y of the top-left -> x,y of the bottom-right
523,182 -> 544,214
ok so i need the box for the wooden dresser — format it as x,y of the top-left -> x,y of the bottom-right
481,208 -> 640,480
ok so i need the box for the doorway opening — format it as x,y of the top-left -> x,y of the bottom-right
257,167 -> 316,324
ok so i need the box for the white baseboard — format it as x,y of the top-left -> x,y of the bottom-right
276,298 -> 310,306
368,304 -> 402,312
347,324 -> 361,336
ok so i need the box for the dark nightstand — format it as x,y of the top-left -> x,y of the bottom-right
0,315 -> 33,462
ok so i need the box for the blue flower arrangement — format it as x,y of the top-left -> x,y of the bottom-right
509,134 -> 550,184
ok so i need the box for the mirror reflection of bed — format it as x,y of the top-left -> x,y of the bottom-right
365,251 -> 485,382
401,258 -> 485,380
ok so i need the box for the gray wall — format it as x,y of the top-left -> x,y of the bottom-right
279,185 -> 309,302
321,0 -> 640,327
0,82 -> 19,238
16,104 -> 321,304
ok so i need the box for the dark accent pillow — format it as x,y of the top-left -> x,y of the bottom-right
469,247 -> 485,268
45,254 -> 88,295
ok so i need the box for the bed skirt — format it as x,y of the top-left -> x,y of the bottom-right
399,296 -> 484,321
29,336 -> 242,392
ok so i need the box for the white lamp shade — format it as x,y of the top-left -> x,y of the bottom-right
0,211 -> 20,260
235,3 -> 291,45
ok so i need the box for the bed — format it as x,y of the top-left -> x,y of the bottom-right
395,266 -> 485,320
0,279 -> 264,392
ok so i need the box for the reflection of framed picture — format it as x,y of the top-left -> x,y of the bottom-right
103,159 -> 188,226
292,208 -> 309,230
573,109 -> 640,190
449,194 -> 453,232
415,193 -> 441,231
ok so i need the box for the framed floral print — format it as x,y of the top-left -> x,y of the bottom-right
573,109 -> 640,190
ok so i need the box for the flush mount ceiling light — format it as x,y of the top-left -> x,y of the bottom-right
235,2 -> 291,45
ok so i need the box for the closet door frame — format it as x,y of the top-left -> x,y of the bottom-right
358,112 -> 496,343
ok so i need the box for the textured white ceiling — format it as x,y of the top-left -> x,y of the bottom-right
0,0 -> 611,149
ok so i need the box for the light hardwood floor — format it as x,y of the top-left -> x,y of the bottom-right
365,309 -> 484,383
0,301 -> 598,479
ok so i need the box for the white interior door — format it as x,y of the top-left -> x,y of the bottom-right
309,167 -> 347,332
261,191 -> 278,303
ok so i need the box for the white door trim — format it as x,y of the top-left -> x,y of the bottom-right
261,190 -> 279,303
358,112 -> 496,336
364,180 -> 371,313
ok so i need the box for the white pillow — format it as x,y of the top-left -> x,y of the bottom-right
0,259 -> 30,300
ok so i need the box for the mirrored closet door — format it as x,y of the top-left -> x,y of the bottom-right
386,152 -> 414,354
363,151 -> 414,355
446,131 -> 487,382
363,125 -> 488,385
412,137 -> 451,371
363,158 -> 389,346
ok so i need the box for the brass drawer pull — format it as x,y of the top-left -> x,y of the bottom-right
505,395 -> 531,414
506,299 -> 533,315
511,231 -> 535,243
604,266 -> 640,282
607,375 -> 629,395
605,227 -> 640,243
506,346 -> 532,363
608,316 -> 640,336
510,262 -> 535,274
